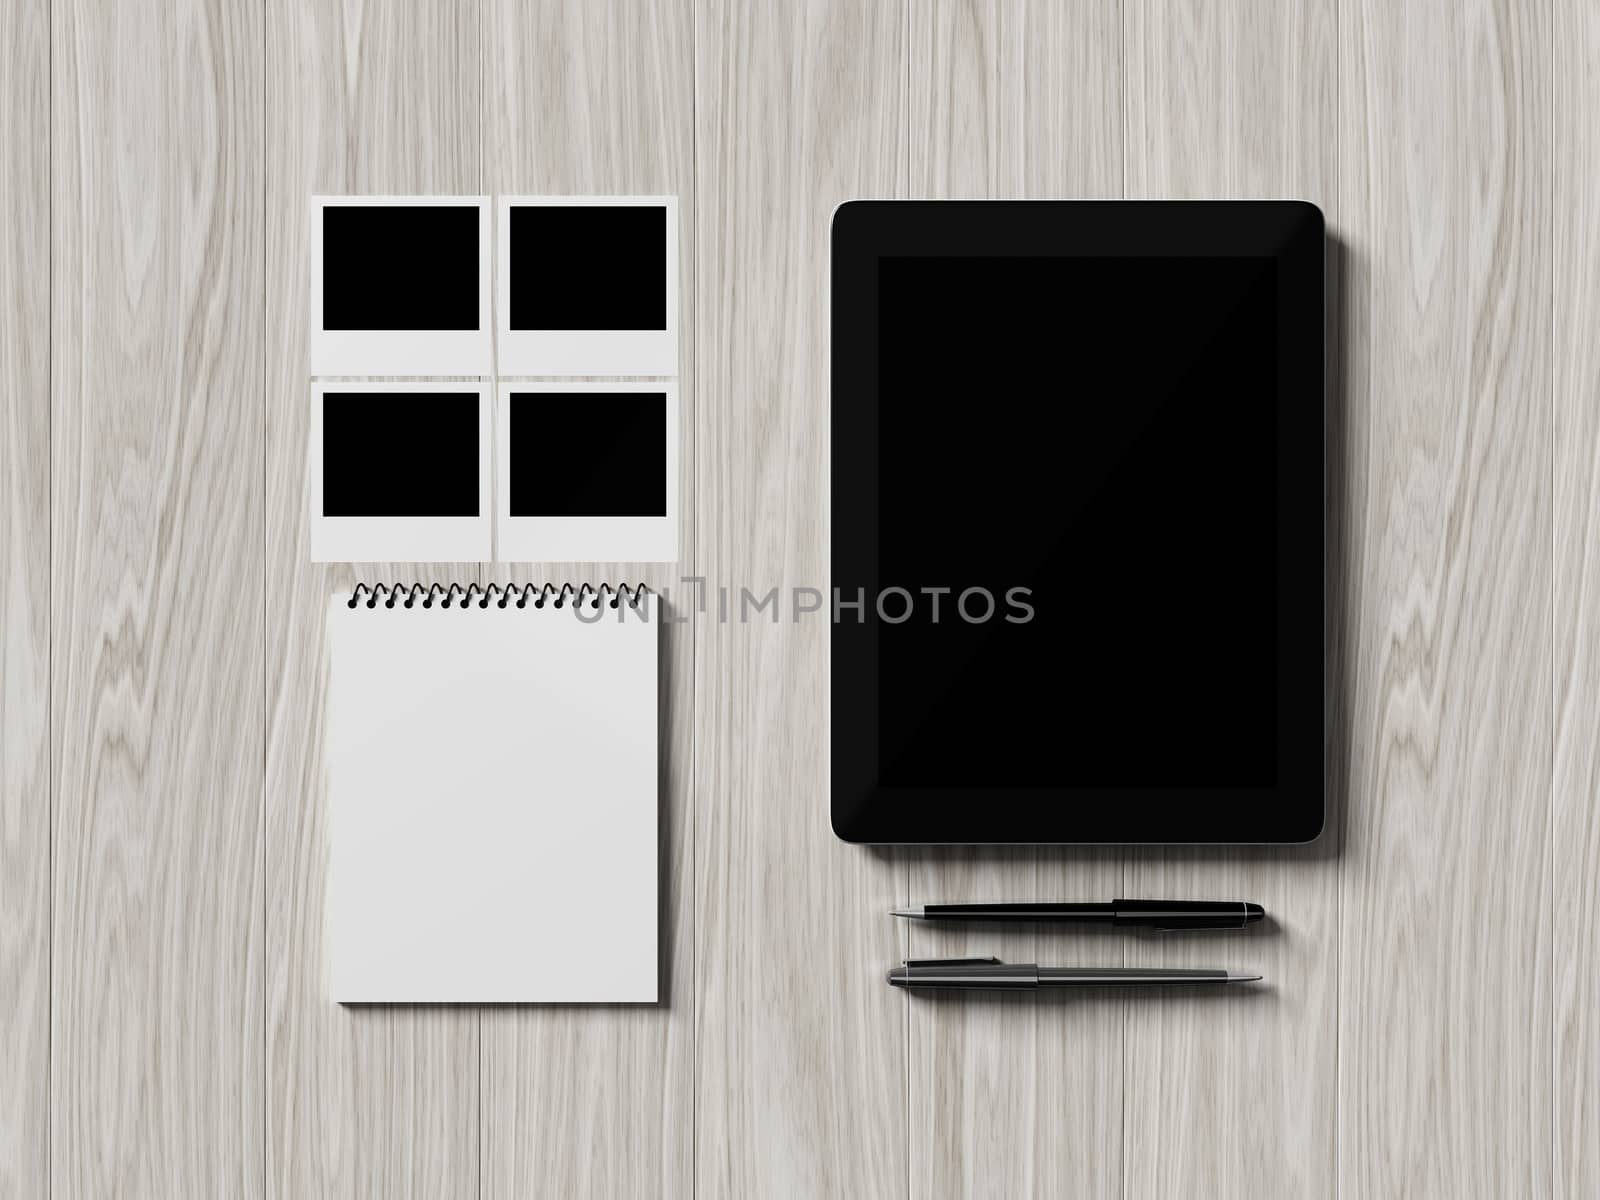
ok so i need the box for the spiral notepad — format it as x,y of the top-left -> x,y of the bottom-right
327,583 -> 658,1002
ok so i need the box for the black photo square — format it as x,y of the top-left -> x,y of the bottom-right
508,205 -> 667,331
322,204 -> 480,331
508,392 -> 667,516
323,391 -> 480,517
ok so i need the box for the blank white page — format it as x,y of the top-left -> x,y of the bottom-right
327,593 -> 657,1002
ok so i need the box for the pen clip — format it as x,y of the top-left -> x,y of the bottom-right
902,957 -> 1002,968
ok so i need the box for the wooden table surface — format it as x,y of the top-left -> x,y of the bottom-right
4,0 -> 1597,1196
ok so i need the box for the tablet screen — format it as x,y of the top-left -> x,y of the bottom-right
875,255 -> 1278,788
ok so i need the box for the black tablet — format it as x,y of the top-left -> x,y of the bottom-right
830,200 -> 1324,843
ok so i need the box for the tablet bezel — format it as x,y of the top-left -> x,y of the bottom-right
829,199 -> 1325,844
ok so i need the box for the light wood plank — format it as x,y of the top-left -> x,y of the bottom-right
1336,0 -> 1552,1194
16,7 -> 1589,1196
911,0 -> 1122,200
49,0 -> 265,1192
480,2 -> 695,1196
1125,1 -> 1335,201
0,0 -> 50,1194
693,2 -> 907,1196
905,4 -> 1123,1197
1554,0 -> 1600,1194
1120,3 -> 1340,1197
264,2 -> 482,1195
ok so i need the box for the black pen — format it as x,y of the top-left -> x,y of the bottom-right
890,899 -> 1265,930
887,957 -> 1261,990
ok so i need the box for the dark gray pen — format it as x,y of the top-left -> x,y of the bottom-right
886,957 -> 1261,990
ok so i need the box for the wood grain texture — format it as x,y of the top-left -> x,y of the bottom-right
49,0 -> 265,1193
14,4 -> 1593,1197
263,1 -> 482,1196
0,0 -> 49,1195
1120,3 -> 1340,1197
693,2 -> 906,1196
1554,0 -> 1600,1194
1125,1 -> 1334,201
905,4 -> 1123,1198
910,0 -> 1122,201
1337,0 -> 1552,1195
480,2 -> 695,1196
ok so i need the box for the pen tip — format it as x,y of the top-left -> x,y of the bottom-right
891,906 -> 924,918
1227,971 -> 1263,983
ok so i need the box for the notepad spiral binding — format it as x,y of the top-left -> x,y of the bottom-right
347,582 -> 650,610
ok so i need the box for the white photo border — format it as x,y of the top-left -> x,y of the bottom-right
496,195 -> 679,377
311,195 -> 492,377
311,381 -> 492,563
496,381 -> 679,563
